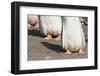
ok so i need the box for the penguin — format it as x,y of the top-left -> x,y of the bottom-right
39,16 -> 62,40
80,17 -> 88,26
62,16 -> 85,55
27,15 -> 39,30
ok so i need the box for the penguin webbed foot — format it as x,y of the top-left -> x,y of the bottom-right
65,48 -> 72,55
78,48 -> 85,55
44,33 -> 52,40
33,23 -> 39,30
28,24 -> 31,28
55,34 -> 61,41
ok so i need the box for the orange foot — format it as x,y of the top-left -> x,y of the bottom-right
65,49 -> 72,55
55,34 -> 61,41
34,23 -> 39,30
44,33 -> 52,40
28,24 -> 31,28
79,48 -> 84,55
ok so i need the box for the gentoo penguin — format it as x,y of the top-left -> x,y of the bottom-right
80,17 -> 88,26
62,16 -> 85,55
40,16 -> 62,40
27,15 -> 39,30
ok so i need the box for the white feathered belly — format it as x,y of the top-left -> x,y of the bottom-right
40,16 -> 62,35
62,17 -> 85,51
28,15 -> 39,25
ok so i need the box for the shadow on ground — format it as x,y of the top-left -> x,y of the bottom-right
28,29 -> 43,37
41,42 -> 64,53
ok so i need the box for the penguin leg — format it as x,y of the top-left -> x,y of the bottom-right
28,24 -> 31,28
55,33 -> 61,41
78,48 -> 84,55
44,32 -> 52,40
65,48 -> 72,55
34,22 -> 39,30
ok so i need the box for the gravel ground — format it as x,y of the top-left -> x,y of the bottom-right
28,18 -> 88,61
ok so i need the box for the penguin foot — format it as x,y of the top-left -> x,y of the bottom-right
44,34 -> 52,40
55,35 -> 61,41
28,24 -> 31,28
44,37 -> 52,40
79,48 -> 84,55
34,23 -> 39,30
34,26 -> 39,30
65,49 -> 72,55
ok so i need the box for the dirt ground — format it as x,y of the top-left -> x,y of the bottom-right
28,19 -> 88,61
